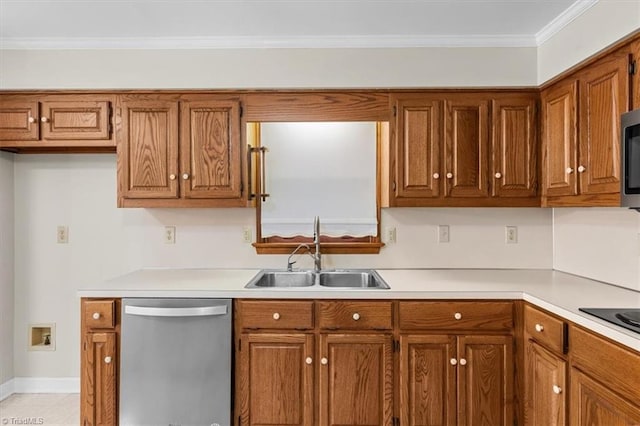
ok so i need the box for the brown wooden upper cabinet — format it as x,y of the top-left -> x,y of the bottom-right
542,50 -> 630,206
0,94 -> 114,150
116,94 -> 246,208
387,92 -> 538,207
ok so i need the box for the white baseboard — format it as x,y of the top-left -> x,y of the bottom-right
1,377 -> 79,399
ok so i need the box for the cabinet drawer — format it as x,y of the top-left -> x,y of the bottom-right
398,301 -> 513,331
317,301 -> 393,330
524,304 -> 566,354
238,301 -> 314,330
83,300 -> 115,330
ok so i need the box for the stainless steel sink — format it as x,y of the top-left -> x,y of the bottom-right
245,270 -> 315,288
318,270 -> 390,289
245,269 -> 390,289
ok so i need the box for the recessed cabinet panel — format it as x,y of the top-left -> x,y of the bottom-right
42,101 -> 110,140
0,101 -> 39,141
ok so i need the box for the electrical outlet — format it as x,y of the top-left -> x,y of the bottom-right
242,226 -> 252,243
386,227 -> 397,244
165,226 -> 176,244
57,226 -> 68,244
506,226 -> 518,244
438,225 -> 450,243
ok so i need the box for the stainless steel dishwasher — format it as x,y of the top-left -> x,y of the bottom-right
120,298 -> 232,426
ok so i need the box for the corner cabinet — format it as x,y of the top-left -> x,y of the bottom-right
388,91 -> 538,207
116,94 -> 246,208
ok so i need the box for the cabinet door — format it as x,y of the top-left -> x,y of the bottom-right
81,332 -> 117,426
570,369 -> 640,426
578,53 -> 629,195
41,100 -> 111,141
524,340 -> 566,426
238,333 -> 314,426
444,97 -> 490,197
541,80 -> 578,197
180,100 -> 243,199
319,334 -> 393,426
491,96 -> 537,197
0,100 -> 39,141
393,97 -> 442,199
399,334 -> 457,426
458,335 -> 513,426
118,99 -> 179,199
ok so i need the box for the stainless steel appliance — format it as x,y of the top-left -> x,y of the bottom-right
621,108 -> 640,208
579,308 -> 640,334
120,298 -> 232,426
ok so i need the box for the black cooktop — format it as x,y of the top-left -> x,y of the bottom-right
579,308 -> 640,334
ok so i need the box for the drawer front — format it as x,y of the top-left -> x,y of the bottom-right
398,301 -> 513,331
524,304 -> 565,354
317,301 -> 393,330
238,300 -> 314,330
83,300 -> 115,330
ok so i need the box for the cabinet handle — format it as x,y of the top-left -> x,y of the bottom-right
446,172 -> 453,179
182,173 -> 190,180
433,173 -> 440,179
553,385 -> 562,394
565,167 -> 574,174
454,312 -> 462,320
41,117 -> 49,123
104,356 -> 112,364
321,357 -> 328,365
28,117 -> 36,123
272,312 -> 280,320
305,357 -> 313,365
92,312 -> 101,320
450,358 -> 458,366
459,358 -> 467,366
535,323 -> 544,332
494,172 -> 502,179
169,174 -> 176,181
352,313 -> 360,321
578,165 -> 586,173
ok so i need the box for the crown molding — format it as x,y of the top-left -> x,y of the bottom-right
0,34 -> 538,50
536,0 -> 599,45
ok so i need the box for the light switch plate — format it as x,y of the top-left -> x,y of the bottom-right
438,225 -> 450,243
165,226 -> 176,244
57,226 -> 68,244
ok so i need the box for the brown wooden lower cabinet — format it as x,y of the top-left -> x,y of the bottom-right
524,339 -> 567,426
81,332 -> 117,426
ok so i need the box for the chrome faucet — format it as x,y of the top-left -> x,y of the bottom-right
286,243 -> 311,272
313,216 -> 322,272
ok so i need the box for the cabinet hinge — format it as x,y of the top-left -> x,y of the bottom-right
392,181 -> 396,192
393,340 -> 400,352
238,338 -> 241,352
240,105 -> 244,117
630,60 -> 637,75
240,181 -> 244,195
238,415 -> 241,426
393,416 -> 400,426
393,105 -> 397,117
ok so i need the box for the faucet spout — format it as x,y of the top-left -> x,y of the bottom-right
313,216 -> 322,273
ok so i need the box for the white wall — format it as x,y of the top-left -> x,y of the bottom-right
538,0 -> 640,84
0,47 -> 538,89
12,154 -> 552,378
0,152 -> 15,388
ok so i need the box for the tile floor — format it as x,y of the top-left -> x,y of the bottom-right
0,394 -> 79,426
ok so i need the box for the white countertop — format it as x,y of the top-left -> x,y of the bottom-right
78,268 -> 640,351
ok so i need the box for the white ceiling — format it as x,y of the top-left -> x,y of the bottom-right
0,0 -> 597,49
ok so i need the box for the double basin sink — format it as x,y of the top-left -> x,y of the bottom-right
245,269 -> 390,289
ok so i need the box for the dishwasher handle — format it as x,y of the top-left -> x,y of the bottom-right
125,305 -> 228,317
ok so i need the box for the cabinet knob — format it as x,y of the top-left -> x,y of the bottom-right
454,312 -> 462,320
169,174 -> 176,181
40,117 -> 49,123
92,312 -> 101,320
182,173 -> 190,180
459,358 -> 467,366
535,323 -> 544,332
446,172 -> 453,179
494,172 -> 502,179
28,116 -> 36,123
104,356 -> 112,364
352,313 -> 360,321
578,165 -> 586,173
433,173 -> 440,179
553,385 -> 562,394
272,312 -> 280,320
566,167 -> 574,174
305,357 -> 313,365
321,357 -> 328,365
450,358 -> 458,366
